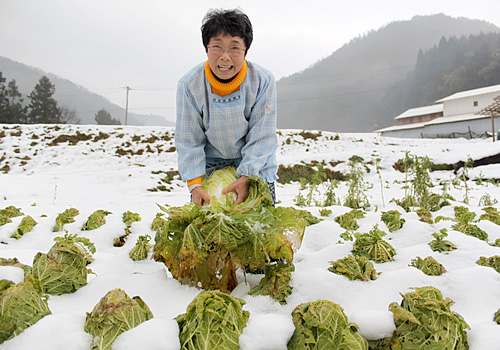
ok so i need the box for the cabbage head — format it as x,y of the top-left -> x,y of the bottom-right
32,233 -> 95,295
153,166 -> 318,294
84,288 -> 154,350
176,291 -> 249,350
287,299 -> 368,349
387,286 -> 470,349
0,275 -> 51,344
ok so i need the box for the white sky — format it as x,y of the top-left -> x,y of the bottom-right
1,0 -> 500,122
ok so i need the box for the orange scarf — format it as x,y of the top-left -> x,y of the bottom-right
204,60 -> 247,96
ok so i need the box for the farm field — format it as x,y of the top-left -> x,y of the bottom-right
1,124 -> 500,349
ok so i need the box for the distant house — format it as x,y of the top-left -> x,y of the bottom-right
376,84 -> 500,138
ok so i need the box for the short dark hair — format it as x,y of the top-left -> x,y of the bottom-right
201,9 -> 253,54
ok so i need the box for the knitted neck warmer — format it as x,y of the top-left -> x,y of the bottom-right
204,60 -> 247,96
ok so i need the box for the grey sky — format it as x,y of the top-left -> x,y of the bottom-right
1,0 -> 499,122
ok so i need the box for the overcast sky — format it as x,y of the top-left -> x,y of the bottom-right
1,0 -> 500,122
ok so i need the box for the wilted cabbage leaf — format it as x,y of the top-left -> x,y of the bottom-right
352,225 -> 396,263
114,211 -> 142,247
249,262 -> 295,304
53,207 -> 79,232
381,210 -> 405,232
84,288 -> 154,350
494,309 -> 500,324
429,228 -> 457,252
153,166 -> 317,294
385,286 -> 470,350
0,206 -> 23,227
10,215 -> 37,239
176,291 -> 249,350
436,206 -> 488,241
328,255 -> 379,281
0,257 -> 32,277
129,234 -> 153,261
334,209 -> 366,230
0,275 -> 51,344
82,210 -> 111,231
476,255 -> 500,273
287,299 -> 368,350
32,233 -> 95,295
410,256 -> 447,276
480,206 -> 500,225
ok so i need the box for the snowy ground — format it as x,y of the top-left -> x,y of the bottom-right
1,124 -> 500,349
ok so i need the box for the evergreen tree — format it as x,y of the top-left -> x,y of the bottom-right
0,72 -> 26,124
6,80 -> 27,123
95,108 -> 121,125
0,72 -> 9,123
27,75 -> 62,124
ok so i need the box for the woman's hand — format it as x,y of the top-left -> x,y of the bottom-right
222,175 -> 249,205
191,186 -> 211,206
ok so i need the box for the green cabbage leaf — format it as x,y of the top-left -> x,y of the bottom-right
153,166 -> 318,294
176,291 -> 249,350
287,299 -> 368,349
386,286 -> 470,349
84,288 -> 154,350
0,275 -> 51,344
32,233 -> 95,295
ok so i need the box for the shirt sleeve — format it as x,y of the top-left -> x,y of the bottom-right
175,78 -> 207,182
237,73 -> 278,182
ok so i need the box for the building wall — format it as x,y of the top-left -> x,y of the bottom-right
443,91 -> 500,116
382,116 -> 500,139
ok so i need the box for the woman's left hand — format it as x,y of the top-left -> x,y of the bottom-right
222,175 -> 249,205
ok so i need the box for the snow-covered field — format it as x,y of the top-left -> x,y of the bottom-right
1,124 -> 500,349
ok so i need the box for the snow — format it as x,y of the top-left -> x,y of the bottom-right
1,124 -> 500,349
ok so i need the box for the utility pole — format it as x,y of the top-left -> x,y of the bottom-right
125,86 -> 132,125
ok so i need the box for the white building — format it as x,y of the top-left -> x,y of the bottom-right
376,84 -> 500,139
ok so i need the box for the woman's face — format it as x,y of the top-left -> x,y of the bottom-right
206,33 -> 246,80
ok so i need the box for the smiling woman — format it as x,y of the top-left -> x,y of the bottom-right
175,8 -> 279,208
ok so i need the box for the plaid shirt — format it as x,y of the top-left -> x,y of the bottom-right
175,60 -> 278,182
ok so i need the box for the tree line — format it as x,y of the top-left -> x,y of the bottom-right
381,31 -> 500,119
0,72 -> 121,125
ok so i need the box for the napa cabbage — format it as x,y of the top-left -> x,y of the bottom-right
287,299 -> 368,349
0,275 -> 51,344
84,288 -> 154,350
176,291 -> 249,350
32,233 -> 95,295
153,166 -> 319,294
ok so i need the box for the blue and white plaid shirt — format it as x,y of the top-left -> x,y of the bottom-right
175,60 -> 278,183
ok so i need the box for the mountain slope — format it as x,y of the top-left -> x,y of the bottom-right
277,14 -> 500,132
0,56 -> 174,126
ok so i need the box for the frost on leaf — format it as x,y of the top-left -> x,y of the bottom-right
176,291 -> 249,350
287,299 -> 368,350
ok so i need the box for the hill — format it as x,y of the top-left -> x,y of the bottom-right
277,14 -> 500,132
0,56 -> 174,126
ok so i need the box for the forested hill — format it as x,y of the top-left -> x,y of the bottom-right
381,32 -> 500,120
277,14 -> 500,132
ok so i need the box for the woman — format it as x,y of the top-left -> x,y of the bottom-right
175,8 -> 278,206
